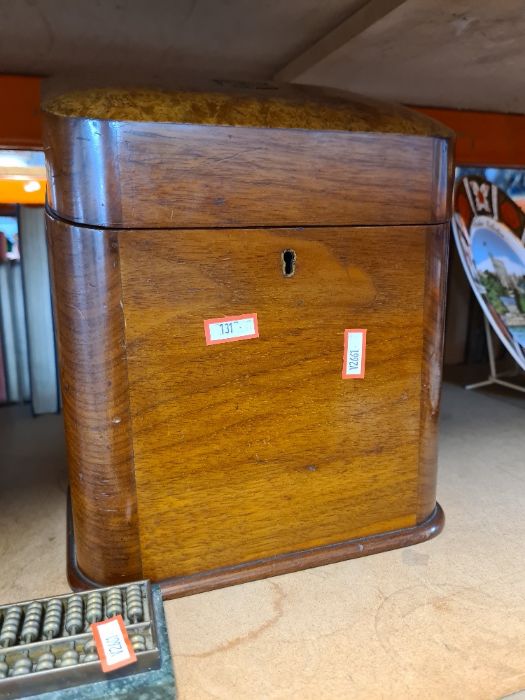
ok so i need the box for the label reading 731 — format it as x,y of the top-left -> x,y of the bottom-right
204,313 -> 259,345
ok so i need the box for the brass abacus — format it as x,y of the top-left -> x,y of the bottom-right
0,580 -> 159,698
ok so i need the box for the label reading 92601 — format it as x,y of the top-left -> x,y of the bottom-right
90,615 -> 136,673
342,329 -> 367,379
204,313 -> 259,345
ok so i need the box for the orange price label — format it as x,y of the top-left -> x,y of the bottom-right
90,615 -> 137,673
204,313 -> 259,345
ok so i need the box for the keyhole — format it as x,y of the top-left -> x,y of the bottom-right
282,249 -> 296,277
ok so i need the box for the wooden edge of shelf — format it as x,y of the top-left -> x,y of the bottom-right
411,106 -> 525,168
0,75 -> 42,148
1,70 -> 522,171
67,497 -> 445,598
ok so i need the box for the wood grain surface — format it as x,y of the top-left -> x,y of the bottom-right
43,118 -> 451,230
44,85 -> 452,591
43,82 -> 452,135
46,216 -> 142,584
417,223 -> 449,520
42,85 -> 453,230
65,498 -> 444,598
117,225 -> 437,582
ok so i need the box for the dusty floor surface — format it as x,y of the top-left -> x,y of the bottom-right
1,383 -> 524,699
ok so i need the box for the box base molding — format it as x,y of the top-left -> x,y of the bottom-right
67,496 -> 444,599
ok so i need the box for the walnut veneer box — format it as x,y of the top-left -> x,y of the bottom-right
43,82 -> 453,598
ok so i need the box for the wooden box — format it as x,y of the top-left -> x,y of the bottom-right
43,83 -> 453,598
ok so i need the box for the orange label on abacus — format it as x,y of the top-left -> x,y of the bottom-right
342,329 -> 367,379
91,615 -> 136,673
204,313 -> 259,345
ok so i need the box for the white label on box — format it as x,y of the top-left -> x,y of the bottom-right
342,329 -> 367,379
204,313 -> 259,345
91,615 -> 136,672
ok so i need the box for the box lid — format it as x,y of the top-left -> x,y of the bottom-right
43,81 -> 454,229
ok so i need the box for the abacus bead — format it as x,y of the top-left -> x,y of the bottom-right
105,588 -> 122,618
36,651 -> 55,672
21,601 -> 43,643
126,585 -> 144,623
43,599 -> 63,639
12,656 -> 32,676
61,649 -> 79,667
0,606 -> 22,647
83,639 -> 99,663
85,592 -> 103,625
65,596 -> 83,635
130,633 -> 146,652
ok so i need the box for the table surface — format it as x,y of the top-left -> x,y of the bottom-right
1,382 -> 524,700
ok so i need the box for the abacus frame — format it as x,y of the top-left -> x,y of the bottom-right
0,581 -> 159,698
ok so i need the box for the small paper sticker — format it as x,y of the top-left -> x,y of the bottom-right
342,329 -> 367,379
204,313 -> 259,345
91,615 -> 137,673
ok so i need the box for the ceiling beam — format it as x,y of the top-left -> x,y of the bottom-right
274,0 -> 408,84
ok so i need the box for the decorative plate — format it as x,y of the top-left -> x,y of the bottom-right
453,175 -> 525,370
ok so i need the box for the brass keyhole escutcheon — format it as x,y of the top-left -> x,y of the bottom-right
282,249 -> 296,277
